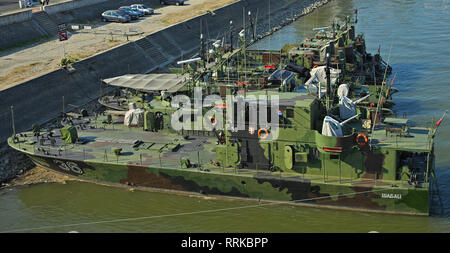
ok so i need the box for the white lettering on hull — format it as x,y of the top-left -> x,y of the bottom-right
381,193 -> 402,199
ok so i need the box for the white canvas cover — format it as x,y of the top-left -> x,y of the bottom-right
305,66 -> 341,97
124,108 -> 145,127
321,116 -> 343,137
128,102 -> 137,110
337,84 -> 349,98
339,96 -> 357,120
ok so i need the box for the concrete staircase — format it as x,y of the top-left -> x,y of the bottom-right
135,38 -> 168,65
31,11 -> 58,36
135,37 -> 153,51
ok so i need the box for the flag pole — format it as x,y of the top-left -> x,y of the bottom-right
432,110 -> 447,138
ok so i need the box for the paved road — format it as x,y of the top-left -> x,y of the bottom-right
0,0 -> 237,91
0,0 -> 19,13
0,0 -> 66,14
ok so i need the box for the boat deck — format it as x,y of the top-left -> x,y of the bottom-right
8,113 -> 431,190
370,127 -> 432,152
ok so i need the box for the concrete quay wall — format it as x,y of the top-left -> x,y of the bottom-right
0,0 -> 332,143
0,9 -> 32,26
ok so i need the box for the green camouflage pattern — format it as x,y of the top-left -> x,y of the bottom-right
7,15 -> 435,216
8,90 -> 434,215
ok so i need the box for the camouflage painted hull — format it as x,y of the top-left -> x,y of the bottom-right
27,153 -> 430,216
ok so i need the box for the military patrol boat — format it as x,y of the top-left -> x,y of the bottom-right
8,76 -> 439,215
7,14 -> 441,216
98,15 -> 396,116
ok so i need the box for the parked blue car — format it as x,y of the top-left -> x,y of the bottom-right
101,10 -> 131,23
119,6 -> 144,19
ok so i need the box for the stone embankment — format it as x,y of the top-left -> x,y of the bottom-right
0,143 -> 35,186
0,0 -> 334,187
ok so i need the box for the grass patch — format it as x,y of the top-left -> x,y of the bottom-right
0,62 -> 44,88
71,51 -> 92,60
60,56 -> 79,67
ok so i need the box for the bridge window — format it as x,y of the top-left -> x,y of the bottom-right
286,109 -> 294,118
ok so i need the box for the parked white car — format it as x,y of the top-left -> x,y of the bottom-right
130,4 -> 154,15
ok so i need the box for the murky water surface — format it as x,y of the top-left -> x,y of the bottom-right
1,0 -> 450,232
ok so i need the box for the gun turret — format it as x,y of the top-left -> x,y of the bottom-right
322,113 -> 361,137
339,95 -> 370,120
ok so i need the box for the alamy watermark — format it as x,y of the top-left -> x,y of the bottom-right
170,87 -> 280,140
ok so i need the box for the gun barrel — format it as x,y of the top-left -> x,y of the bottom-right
340,113 -> 361,126
313,26 -> 329,31
354,94 -> 371,104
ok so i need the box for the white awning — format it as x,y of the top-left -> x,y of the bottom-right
103,73 -> 187,93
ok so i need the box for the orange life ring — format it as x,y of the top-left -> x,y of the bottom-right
258,128 -> 269,139
356,133 -> 368,146
209,116 -> 217,126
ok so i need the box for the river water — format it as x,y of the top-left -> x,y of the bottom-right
0,0 -> 449,233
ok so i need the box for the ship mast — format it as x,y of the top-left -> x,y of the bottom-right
370,42 -> 393,144
229,20 -> 233,52
325,52 -> 331,113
